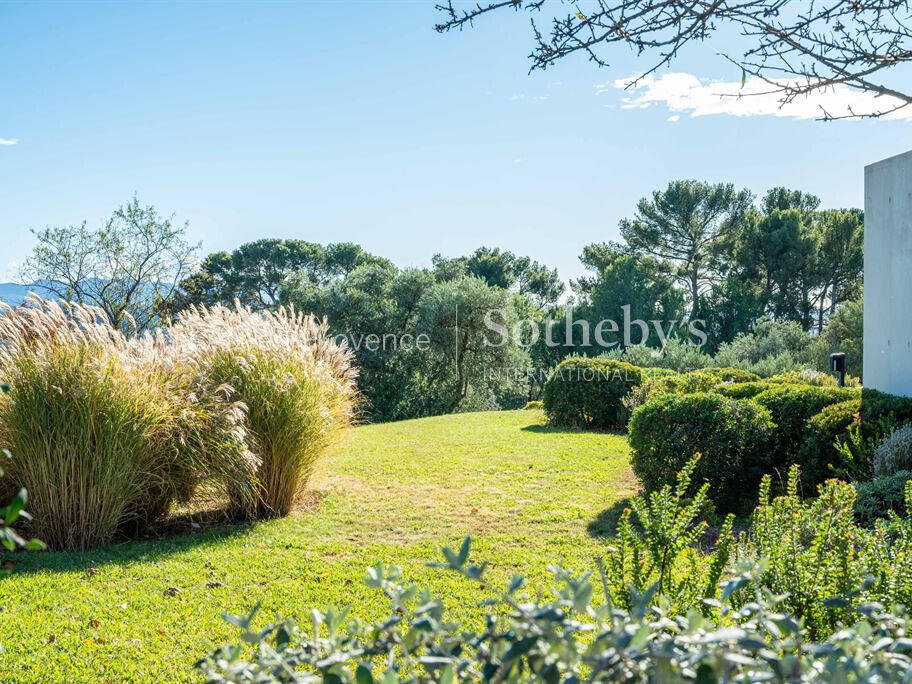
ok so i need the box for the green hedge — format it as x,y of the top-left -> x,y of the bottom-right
542,357 -> 642,429
859,388 -> 912,440
799,399 -> 861,490
702,367 -> 761,383
628,392 -> 775,513
796,390 -> 912,504
648,370 -> 721,395
645,368 -> 760,397
752,385 -> 860,475
712,381 -> 774,400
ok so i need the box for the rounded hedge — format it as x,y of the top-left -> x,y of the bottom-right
859,389 -> 912,441
628,392 -> 775,514
654,370 -> 723,395
542,357 -> 642,429
799,399 -> 861,489
711,381 -> 773,400
753,385 -> 860,473
702,367 -> 761,383
645,368 -> 760,398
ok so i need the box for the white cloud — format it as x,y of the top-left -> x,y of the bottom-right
599,72 -> 912,121
667,115 -> 680,122
0,138 -> 18,146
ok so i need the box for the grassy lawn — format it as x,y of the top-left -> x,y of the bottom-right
0,410 -> 634,683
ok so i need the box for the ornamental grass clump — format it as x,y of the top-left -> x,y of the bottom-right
0,296 -> 258,550
166,303 -> 357,518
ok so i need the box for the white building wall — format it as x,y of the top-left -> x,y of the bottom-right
864,150 -> 912,397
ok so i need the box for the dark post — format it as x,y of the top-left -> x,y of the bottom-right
829,352 -> 847,387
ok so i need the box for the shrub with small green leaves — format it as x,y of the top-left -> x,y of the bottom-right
628,392 -> 775,513
603,456 -> 734,613
646,369 -> 721,395
701,366 -> 761,383
200,527 -> 912,683
521,400 -> 542,410
799,399 -> 862,488
859,388 -> 912,441
710,380 -> 773,399
854,471 -> 912,526
542,356 -> 641,430
752,384 -> 859,477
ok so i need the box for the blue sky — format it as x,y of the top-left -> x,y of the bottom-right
2,1 -> 911,286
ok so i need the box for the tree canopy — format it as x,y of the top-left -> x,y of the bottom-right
20,197 -> 197,332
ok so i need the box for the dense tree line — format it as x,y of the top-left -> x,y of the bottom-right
17,182 -> 863,420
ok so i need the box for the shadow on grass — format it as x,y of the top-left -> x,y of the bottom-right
521,423 -> 626,436
586,498 -> 634,538
2,490 -> 328,575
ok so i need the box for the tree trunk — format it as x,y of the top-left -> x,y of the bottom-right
689,273 -> 700,320
817,284 -> 828,334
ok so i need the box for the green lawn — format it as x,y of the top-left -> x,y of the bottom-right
0,410 -> 634,683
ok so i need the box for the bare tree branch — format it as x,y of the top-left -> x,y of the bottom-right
435,0 -> 912,120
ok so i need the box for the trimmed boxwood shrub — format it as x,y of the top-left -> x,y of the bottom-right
648,370 -> 721,396
855,471 -> 911,527
628,392 -> 775,513
542,357 -> 642,429
712,381 -> 774,400
753,385 -> 860,474
647,368 -> 760,397
702,367 -> 761,383
860,388 -> 912,441
799,399 -> 861,489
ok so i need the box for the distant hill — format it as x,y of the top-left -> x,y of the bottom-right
0,282 -> 59,307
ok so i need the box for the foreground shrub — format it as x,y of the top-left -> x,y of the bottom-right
628,393 -> 774,513
855,471 -> 912,526
0,463 -> 43,554
604,457 -> 734,613
874,423 -> 912,476
0,299 -> 256,549
167,304 -> 357,518
200,490 -> 912,683
542,356 -> 641,429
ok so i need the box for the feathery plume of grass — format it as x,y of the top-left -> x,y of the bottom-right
0,295 -> 258,549
165,302 -> 357,518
